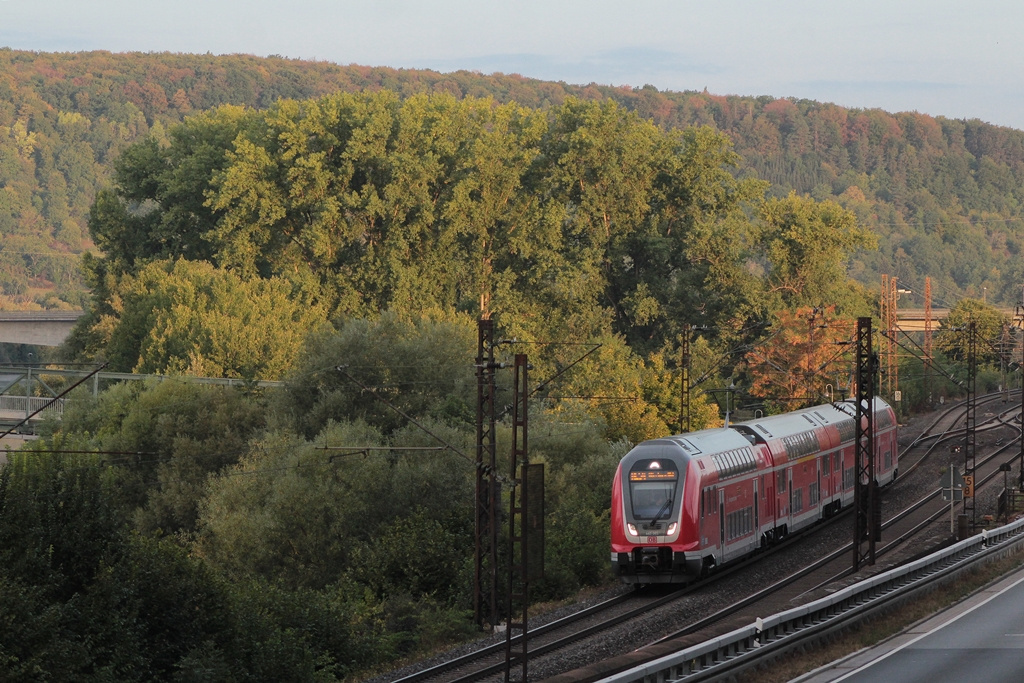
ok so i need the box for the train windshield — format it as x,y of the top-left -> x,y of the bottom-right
628,458 -> 679,520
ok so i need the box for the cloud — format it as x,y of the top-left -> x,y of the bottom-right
416,47 -> 722,88
798,79 -> 964,94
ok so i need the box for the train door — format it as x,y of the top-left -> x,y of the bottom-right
816,458 -> 822,519
753,477 -> 760,546
719,489 -> 726,558
882,437 -> 894,481
829,452 -> 837,511
788,467 -> 794,520
775,467 -> 788,537
819,455 -> 827,504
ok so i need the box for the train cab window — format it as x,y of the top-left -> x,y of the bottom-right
628,459 -> 680,521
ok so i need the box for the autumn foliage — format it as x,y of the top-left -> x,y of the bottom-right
744,305 -> 859,410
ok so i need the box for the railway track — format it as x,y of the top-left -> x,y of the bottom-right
391,522 -> 841,683
381,395 -> 1024,683
560,395 -> 1024,680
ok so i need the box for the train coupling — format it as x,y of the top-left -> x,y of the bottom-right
640,547 -> 662,569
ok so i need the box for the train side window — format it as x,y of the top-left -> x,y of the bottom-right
778,473 -> 786,493
823,455 -> 830,475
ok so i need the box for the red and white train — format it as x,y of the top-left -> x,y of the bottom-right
611,398 -> 897,583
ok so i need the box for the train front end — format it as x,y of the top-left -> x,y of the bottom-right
611,440 -> 698,583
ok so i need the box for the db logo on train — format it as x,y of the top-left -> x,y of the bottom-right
647,536 -> 658,543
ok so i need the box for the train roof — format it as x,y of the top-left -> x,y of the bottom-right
626,428 -> 754,464
623,398 -> 894,467
734,398 -> 891,441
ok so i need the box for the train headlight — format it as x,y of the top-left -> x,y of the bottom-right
667,523 -> 677,536
627,523 -> 638,537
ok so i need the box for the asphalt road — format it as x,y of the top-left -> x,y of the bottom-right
799,563 -> 1024,683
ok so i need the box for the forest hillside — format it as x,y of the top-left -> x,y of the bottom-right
1,48 -> 1023,311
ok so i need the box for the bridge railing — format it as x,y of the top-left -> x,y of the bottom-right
0,367 -> 285,429
0,394 -> 63,417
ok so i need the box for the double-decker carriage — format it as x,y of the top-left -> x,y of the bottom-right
611,398 -> 897,583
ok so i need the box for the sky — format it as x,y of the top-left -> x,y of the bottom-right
2,0 -> 1023,130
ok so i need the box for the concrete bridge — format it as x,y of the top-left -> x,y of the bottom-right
897,308 -> 1018,331
896,308 -> 949,331
0,310 -> 85,346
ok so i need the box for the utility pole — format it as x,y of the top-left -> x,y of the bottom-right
474,319 -> 499,630
880,275 -> 890,399
680,325 -> 691,434
505,354 -> 543,682
879,275 -> 899,401
853,317 -> 877,571
806,307 -> 821,403
1001,322 -> 1011,403
924,276 -> 933,404
964,321 -> 977,532
890,276 -> 899,401
1017,291 -> 1024,490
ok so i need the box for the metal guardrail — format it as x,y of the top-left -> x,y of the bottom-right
597,516 -> 1024,682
